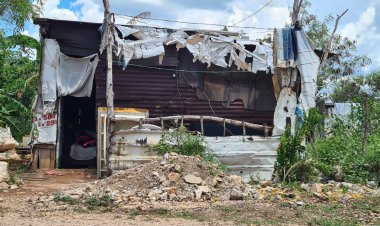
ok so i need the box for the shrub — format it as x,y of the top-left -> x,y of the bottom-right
153,126 -> 206,157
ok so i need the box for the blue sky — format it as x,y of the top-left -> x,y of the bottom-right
24,0 -> 380,71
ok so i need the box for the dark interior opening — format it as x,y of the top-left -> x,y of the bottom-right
60,91 -> 96,169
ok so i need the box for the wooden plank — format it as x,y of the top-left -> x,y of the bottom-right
50,146 -> 56,169
38,148 -> 51,169
31,146 -> 39,170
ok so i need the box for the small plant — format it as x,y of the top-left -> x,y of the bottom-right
53,195 -> 78,205
248,173 -> 261,185
153,126 -> 205,156
85,195 -> 112,209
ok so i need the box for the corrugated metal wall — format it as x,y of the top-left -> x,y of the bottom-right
37,19 -> 275,130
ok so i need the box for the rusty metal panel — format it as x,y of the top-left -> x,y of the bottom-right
95,64 -> 275,126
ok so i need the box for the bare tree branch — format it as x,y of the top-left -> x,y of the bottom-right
318,9 -> 348,73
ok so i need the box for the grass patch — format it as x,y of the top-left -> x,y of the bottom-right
310,218 -> 358,226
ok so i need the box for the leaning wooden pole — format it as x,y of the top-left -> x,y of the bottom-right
100,0 -> 114,176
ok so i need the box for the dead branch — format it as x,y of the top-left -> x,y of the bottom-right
318,9 -> 348,73
127,11 -> 151,25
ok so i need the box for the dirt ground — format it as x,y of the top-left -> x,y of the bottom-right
0,169 -> 379,226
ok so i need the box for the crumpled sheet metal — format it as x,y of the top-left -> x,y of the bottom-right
113,26 -> 274,73
204,136 -> 280,182
295,30 -> 319,111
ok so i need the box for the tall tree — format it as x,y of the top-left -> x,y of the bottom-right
296,1 -> 371,86
0,0 -> 43,139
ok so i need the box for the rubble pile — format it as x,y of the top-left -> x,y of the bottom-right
54,153 -> 258,203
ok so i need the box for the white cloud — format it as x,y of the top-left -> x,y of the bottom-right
71,0 -> 103,23
341,6 -> 376,43
41,0 -> 79,21
131,0 -> 164,6
340,5 -> 380,67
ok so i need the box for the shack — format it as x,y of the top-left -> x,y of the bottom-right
31,18 -> 320,181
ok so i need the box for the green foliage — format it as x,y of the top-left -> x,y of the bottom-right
153,126 -> 206,157
53,195 -> 78,205
308,99 -> 380,184
0,32 -> 40,140
0,0 -> 43,32
276,108 -> 323,183
85,195 -> 112,208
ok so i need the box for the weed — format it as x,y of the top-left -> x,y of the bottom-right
7,173 -> 22,185
310,218 -> 358,226
85,195 -> 112,208
127,209 -> 139,219
53,195 -> 78,205
248,173 -> 261,185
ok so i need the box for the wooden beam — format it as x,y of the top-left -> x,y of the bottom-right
112,115 -> 272,131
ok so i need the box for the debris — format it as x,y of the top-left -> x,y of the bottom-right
295,201 -> 305,206
259,180 -> 272,188
0,162 -> 8,182
167,172 -> 181,182
47,155 -> 254,204
311,183 -> 323,193
43,170 -> 65,176
183,174 -> 203,185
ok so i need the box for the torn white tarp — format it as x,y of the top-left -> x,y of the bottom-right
272,87 -> 297,136
165,30 -> 189,50
251,44 -> 273,73
32,95 -> 57,144
57,53 -> 99,97
40,39 -> 60,114
295,30 -> 319,111
113,26 -> 274,73
186,34 -> 232,68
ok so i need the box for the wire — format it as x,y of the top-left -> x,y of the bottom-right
115,14 -> 273,30
230,0 -> 274,27
126,63 -> 255,74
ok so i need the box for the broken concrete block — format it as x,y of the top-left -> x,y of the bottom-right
167,172 -> 181,182
183,174 -> 203,184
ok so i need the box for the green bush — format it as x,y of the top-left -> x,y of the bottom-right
153,126 -> 206,156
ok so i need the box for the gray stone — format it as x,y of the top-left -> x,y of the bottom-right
295,201 -> 305,206
174,164 -> 182,173
198,186 -> 210,194
183,174 -> 203,184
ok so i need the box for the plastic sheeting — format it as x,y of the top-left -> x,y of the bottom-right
57,53 -> 99,97
40,39 -> 60,114
112,26 -> 274,73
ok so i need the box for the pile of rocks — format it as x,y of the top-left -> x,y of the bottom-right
54,153 -> 258,204
0,127 -> 21,183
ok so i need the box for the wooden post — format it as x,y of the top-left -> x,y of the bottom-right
101,0 -> 114,176
242,121 -> 246,136
223,118 -> 226,137
200,116 -> 204,136
362,95 -> 369,157
181,116 -> 184,127
291,0 -> 304,26
160,116 -> 164,130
